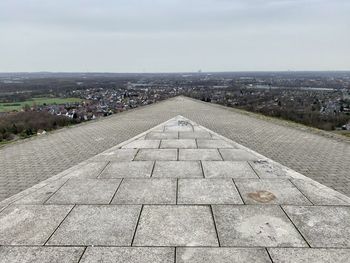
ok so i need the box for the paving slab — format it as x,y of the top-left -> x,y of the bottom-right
134,149 -> 178,161
112,178 -> 176,204
122,139 -> 160,149
179,149 -> 222,161
202,161 -> 258,178
197,139 -> 236,149
250,160 -> 289,178
193,126 -> 206,132
268,248 -> 350,263
0,246 -> 84,263
133,205 -> 218,246
235,179 -> 312,205
176,247 -> 272,263
46,179 -> 121,204
164,125 -> 193,132
145,132 -> 178,140
283,205 -> 350,248
160,139 -> 197,149
0,205 -> 73,245
63,162 -> 108,179
179,131 -> 212,139
291,179 -> 350,205
47,205 -> 141,246
14,178 -> 68,204
213,205 -> 307,247
92,149 -> 138,162
80,247 -> 174,263
152,161 -> 203,178
178,179 -> 243,204
219,149 -> 259,161
100,161 -> 154,179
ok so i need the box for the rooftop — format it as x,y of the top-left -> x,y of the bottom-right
1,115 -> 350,262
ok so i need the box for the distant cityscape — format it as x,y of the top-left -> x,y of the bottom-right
0,72 -> 349,142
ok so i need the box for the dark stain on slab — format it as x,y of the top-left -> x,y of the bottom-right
248,190 -> 276,203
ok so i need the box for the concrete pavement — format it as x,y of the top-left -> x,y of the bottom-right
0,96 -> 349,202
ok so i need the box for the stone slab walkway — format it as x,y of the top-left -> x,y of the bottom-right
1,116 -> 350,262
0,96 -> 349,202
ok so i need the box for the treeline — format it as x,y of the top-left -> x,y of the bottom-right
242,105 -> 349,131
185,91 -> 350,131
0,112 -> 78,142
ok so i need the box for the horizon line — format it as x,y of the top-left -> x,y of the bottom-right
1,70 -> 350,75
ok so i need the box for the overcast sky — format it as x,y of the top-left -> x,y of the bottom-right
0,0 -> 349,72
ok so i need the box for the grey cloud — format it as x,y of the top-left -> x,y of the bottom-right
0,0 -> 349,71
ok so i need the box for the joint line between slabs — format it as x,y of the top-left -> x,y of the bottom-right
265,247 -> 274,263
247,161 -> 261,178
174,247 -> 177,263
131,204 -> 144,246
288,178 -> 315,205
217,148 -> 224,161
43,204 -> 76,246
109,178 -> 124,204
199,161 -> 205,178
209,205 -> 221,247
96,161 -> 110,179
279,205 -> 311,248
43,178 -> 71,204
150,161 -> 156,178
77,246 -> 87,263
232,178 -> 245,204
176,178 -> 179,205
132,149 -> 140,161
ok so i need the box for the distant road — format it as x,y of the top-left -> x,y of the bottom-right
0,96 -> 349,201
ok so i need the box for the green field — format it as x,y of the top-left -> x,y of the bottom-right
0,97 -> 83,112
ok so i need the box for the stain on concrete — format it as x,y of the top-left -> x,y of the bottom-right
248,191 -> 276,203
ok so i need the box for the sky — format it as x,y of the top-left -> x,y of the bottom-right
0,0 -> 349,72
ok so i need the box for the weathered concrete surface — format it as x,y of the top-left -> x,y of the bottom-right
268,248 -> 350,263
152,161 -> 203,178
134,149 -> 178,161
47,205 -> 141,246
178,178 -> 243,204
235,179 -> 312,205
179,149 -> 222,161
160,139 -> 197,149
202,161 -> 258,179
177,248 -> 271,263
133,205 -> 219,247
283,206 -> 350,248
212,205 -> 308,247
0,205 -> 73,245
0,96 -> 350,202
0,247 -> 84,263
45,179 -> 121,204
1,116 -> 350,262
100,161 -> 154,179
111,178 -> 177,204
80,247 -> 174,263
